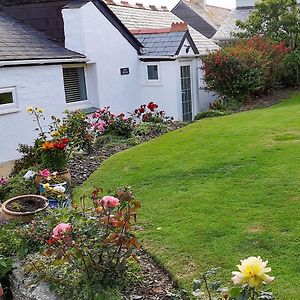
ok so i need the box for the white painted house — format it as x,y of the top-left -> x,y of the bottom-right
0,0 -> 219,164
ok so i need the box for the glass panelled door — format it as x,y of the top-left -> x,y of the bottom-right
180,65 -> 192,122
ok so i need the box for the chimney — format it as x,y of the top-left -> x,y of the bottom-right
236,0 -> 256,8
171,22 -> 188,32
190,0 -> 206,8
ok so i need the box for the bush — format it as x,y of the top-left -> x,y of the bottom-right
203,36 -> 289,101
194,110 -> 227,120
21,187 -> 141,299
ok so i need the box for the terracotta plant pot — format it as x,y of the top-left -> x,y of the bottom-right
1,195 -> 48,223
35,169 -> 71,186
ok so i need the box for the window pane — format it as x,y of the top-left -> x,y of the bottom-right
147,65 -> 159,80
63,67 -> 87,103
0,92 -> 13,105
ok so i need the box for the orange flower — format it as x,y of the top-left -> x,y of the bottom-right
41,141 -> 54,150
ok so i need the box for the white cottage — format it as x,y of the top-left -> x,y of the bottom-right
0,0 -> 219,164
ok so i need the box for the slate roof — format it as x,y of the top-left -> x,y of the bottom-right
0,12 -> 86,62
212,8 -> 252,42
134,30 -> 199,57
107,3 -> 219,55
172,1 -> 230,38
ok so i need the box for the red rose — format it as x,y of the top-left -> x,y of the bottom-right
139,108 -> 145,113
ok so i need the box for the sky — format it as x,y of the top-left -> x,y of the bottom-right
125,0 -> 236,9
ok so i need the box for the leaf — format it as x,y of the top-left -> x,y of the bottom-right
210,280 -> 221,291
230,286 -> 242,298
193,279 -> 203,291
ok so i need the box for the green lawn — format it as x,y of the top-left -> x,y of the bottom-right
74,95 -> 300,299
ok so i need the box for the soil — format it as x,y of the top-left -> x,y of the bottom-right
6,197 -> 45,213
238,86 -> 300,111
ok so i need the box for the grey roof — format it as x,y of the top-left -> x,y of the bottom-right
0,12 -> 86,62
212,8 -> 252,42
108,4 -> 219,55
135,31 -> 186,56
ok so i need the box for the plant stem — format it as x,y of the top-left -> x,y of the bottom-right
203,274 -> 212,300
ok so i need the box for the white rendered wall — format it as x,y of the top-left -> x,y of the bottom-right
141,61 -> 180,119
63,2 -> 142,114
0,65 -> 66,163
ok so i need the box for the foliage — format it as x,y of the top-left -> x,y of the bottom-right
132,122 -> 169,138
132,102 -> 173,124
61,110 -> 93,154
74,95 -> 300,298
0,171 -> 37,202
22,187 -> 141,299
91,107 -> 134,138
11,144 -> 42,176
281,49 -> 300,85
203,37 -> 289,101
194,110 -> 227,121
235,0 -> 300,49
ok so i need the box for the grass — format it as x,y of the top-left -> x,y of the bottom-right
74,95 -> 300,299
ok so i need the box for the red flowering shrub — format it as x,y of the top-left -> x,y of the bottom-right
132,101 -> 173,124
203,36 -> 290,101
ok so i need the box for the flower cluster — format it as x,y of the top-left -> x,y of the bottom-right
41,138 -> 69,151
132,102 -> 172,124
91,107 -> 134,137
42,183 -> 67,202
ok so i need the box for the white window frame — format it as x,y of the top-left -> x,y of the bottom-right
144,63 -> 161,85
0,86 -> 18,114
63,64 -> 90,109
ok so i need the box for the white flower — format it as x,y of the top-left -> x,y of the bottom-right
23,170 -> 36,180
53,185 -> 66,193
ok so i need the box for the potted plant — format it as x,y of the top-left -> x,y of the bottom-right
1,195 -> 48,223
41,184 -> 70,208
35,169 -> 68,191
27,107 -> 72,184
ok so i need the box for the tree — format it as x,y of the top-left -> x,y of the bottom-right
235,0 -> 300,49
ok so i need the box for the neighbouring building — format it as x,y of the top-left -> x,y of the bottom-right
0,0 -> 220,163
213,0 -> 300,44
171,0 -> 230,39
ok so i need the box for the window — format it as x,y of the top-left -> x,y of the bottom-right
0,87 -> 17,110
147,65 -> 159,80
0,92 -> 13,105
63,67 -> 87,103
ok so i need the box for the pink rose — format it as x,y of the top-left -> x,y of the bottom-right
101,196 -> 120,208
52,223 -> 72,239
94,112 -> 100,118
122,117 -> 128,121
40,169 -> 51,178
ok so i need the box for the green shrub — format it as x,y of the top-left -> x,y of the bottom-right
194,110 -> 227,121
